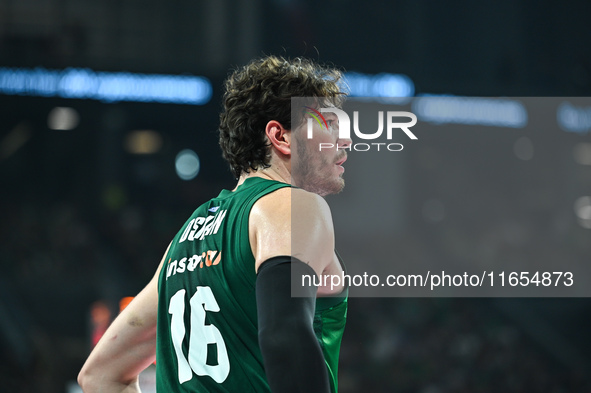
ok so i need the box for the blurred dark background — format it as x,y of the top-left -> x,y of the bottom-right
1,0 -> 591,392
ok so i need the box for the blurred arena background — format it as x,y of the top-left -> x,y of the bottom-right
1,0 -> 591,392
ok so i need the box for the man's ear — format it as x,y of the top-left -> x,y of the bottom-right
265,120 -> 291,156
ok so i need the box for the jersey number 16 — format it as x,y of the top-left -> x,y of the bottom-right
168,286 -> 230,384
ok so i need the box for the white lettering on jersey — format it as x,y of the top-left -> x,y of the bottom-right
179,219 -> 195,243
178,209 -> 227,244
166,250 -> 222,280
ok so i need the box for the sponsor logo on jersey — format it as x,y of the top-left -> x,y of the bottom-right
178,209 -> 227,243
208,206 -> 220,213
166,249 -> 222,279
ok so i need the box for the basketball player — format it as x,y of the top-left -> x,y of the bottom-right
78,56 -> 351,393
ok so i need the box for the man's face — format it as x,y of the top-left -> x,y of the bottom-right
291,111 -> 351,196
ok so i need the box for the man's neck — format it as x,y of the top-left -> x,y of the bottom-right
234,166 -> 292,191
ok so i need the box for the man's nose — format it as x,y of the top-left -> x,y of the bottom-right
338,135 -> 352,149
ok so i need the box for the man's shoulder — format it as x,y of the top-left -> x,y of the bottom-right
249,186 -> 335,273
251,186 -> 331,221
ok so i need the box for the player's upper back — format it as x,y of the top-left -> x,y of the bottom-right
156,177 -> 290,392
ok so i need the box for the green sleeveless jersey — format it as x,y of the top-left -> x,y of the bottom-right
156,177 -> 348,393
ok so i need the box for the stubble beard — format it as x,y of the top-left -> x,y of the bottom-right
293,140 -> 345,197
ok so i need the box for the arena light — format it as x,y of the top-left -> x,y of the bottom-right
48,107 -> 79,130
175,149 -> 200,180
412,95 -> 528,128
513,136 -> 534,161
0,67 -> 212,105
557,101 -> 591,134
125,130 -> 163,154
573,142 -> 591,165
574,196 -> 591,229
344,72 -> 414,103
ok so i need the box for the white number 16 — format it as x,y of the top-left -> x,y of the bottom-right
168,286 -> 230,384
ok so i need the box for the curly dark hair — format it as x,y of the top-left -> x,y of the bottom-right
218,55 -> 346,178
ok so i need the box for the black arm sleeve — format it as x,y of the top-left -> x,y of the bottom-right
256,256 -> 330,393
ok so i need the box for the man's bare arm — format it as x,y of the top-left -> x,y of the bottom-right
78,243 -> 170,393
250,187 -> 335,392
